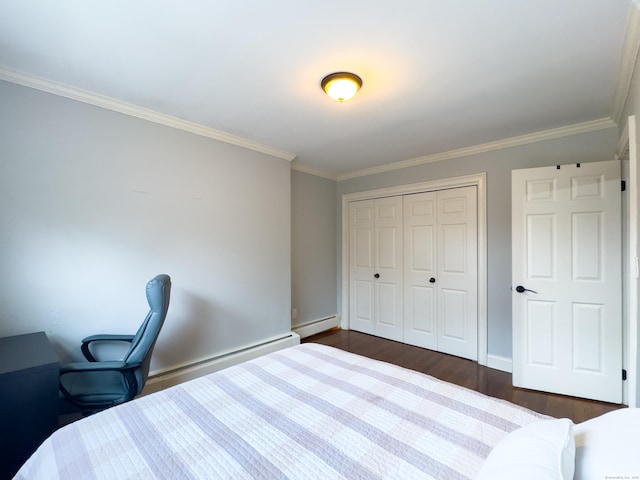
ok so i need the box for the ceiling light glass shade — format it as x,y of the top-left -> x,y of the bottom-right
321,72 -> 362,102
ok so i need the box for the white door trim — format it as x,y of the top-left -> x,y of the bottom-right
341,173 -> 488,366
617,116 -> 638,408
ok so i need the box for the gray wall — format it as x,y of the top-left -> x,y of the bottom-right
0,80 -> 292,373
0,74 -> 626,378
291,170 -> 337,326
337,127 -> 619,359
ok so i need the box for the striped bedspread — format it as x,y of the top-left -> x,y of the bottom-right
16,343 -> 546,479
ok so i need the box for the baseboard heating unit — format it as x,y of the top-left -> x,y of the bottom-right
143,332 -> 300,395
292,315 -> 341,339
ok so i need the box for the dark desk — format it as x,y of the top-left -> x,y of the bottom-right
0,331 -> 59,479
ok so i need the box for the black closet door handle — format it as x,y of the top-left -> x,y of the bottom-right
429,277 -> 436,283
374,273 -> 380,279
515,285 -> 538,294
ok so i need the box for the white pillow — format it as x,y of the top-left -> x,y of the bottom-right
574,408 -> 640,480
476,418 -> 575,480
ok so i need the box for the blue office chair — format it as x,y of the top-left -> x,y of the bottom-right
59,274 -> 171,414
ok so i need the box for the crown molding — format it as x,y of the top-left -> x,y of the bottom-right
290,162 -> 337,180
612,0 -> 640,125
616,117 -> 630,161
1,67 -> 618,181
0,67 -> 296,162
336,118 -> 617,181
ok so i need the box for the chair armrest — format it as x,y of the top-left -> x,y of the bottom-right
82,334 -> 135,343
81,335 -> 135,361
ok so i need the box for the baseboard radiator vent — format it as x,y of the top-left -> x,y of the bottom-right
292,315 -> 341,339
142,332 -> 300,395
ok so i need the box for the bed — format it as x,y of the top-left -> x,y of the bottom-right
14,343 -> 637,479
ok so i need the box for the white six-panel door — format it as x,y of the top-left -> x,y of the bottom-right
512,160 -> 622,403
349,196 -> 404,341
403,191 -> 438,350
374,196 -> 404,341
349,200 -> 375,335
403,187 -> 478,360
436,187 -> 478,360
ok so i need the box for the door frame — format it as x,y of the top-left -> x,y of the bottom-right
341,173 -> 488,366
617,116 -> 638,408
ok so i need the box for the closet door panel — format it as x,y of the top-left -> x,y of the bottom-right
349,200 -> 375,334
440,288 -> 467,340
437,186 -> 478,360
403,192 -> 437,349
374,196 -> 404,341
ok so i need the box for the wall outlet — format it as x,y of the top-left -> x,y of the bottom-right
291,308 -> 297,320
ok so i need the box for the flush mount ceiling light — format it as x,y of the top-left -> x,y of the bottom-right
321,72 -> 362,102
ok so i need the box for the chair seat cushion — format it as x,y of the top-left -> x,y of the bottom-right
60,370 -> 133,407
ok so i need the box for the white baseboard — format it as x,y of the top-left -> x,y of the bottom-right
487,354 -> 513,373
292,315 -> 340,339
142,332 -> 300,395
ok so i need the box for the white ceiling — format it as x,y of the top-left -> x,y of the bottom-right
0,1 -> 633,178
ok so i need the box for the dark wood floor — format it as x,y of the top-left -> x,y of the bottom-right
303,328 -> 623,424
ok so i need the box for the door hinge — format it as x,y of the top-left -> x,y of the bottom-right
622,180 -> 627,191
623,369 -> 627,381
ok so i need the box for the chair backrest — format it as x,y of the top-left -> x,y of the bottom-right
123,274 -> 171,393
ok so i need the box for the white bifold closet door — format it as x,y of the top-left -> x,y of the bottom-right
403,186 -> 478,361
349,196 -> 404,342
349,186 -> 478,360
